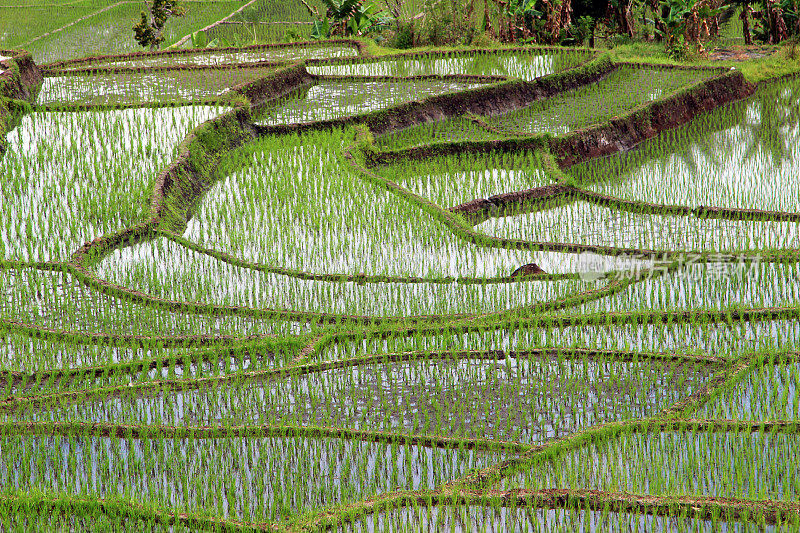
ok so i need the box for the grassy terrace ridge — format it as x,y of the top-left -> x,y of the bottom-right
2,4 -> 800,528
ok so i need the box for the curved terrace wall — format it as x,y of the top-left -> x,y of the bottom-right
254,53 -> 616,137
68,53 -> 761,270
4,42 -> 800,528
368,65 -> 753,169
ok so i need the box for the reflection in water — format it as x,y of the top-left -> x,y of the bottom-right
253,79 -> 487,125
0,435 -> 500,522
60,44 -> 358,70
582,80 -> 800,211
339,506 -> 777,533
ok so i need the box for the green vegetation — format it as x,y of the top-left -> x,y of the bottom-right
1,0 -> 800,528
133,0 -> 187,51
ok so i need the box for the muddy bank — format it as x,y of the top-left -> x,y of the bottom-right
254,54 -> 616,137
1,49 -> 44,155
370,68 -> 753,173
451,184 -> 576,225
0,50 -> 43,102
551,70 -> 754,167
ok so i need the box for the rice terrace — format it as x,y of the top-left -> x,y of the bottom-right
2,0 -> 800,530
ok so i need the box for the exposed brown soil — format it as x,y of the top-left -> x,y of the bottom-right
0,50 -> 43,101
369,69 -> 754,172
231,62 -> 315,106
255,58 -> 617,137
451,184 -> 575,224
552,70 -> 754,167
454,184 -> 800,228
708,45 -> 778,61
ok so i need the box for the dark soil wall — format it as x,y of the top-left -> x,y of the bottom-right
253,54 -> 617,138
551,70 -> 754,167
232,62 -> 315,106
0,50 -> 43,102
369,68 -> 754,173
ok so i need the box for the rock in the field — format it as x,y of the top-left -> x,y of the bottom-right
510,263 -> 547,278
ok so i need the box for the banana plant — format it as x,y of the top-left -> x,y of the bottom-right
656,0 -> 696,44
312,0 -> 389,38
233,4 -> 261,44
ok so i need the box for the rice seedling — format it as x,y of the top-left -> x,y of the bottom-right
376,115 -> 506,150
172,129 -> 550,278
478,200 -> 800,252
54,42 -> 358,71
337,506 -> 783,533
308,49 -> 592,79
0,106 -> 221,261
0,434 -> 502,522
0,6 -> 102,49
579,81 -> 800,211
14,1 -> 250,63
507,429 -> 800,502
38,67 -> 277,106
484,66 -> 715,135
253,79 -> 489,125
0,267 -> 286,339
1,34 -> 799,530
700,355 -> 800,420
376,151 -> 550,207
205,0 -> 323,44
377,64 -> 716,147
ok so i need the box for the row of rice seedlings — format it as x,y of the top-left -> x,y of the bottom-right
580,81 -> 800,211
336,505 -> 784,533
0,434 -> 502,522
323,319 -> 795,358
0,107 -> 221,262
0,333 -> 167,376
0,335 -> 202,394
699,354 -> 800,420
308,49 -> 591,80
205,0 -> 324,44
505,429 -> 800,502
564,263 -> 800,314
22,1 -> 247,63
208,21 -> 314,45
1,0 -> 110,5
0,335 -> 296,399
485,67 -> 713,135
0,6 -> 100,49
38,67 -> 277,106
234,0 -> 321,23
181,129 -> 548,278
376,151 -> 549,208
375,115 -> 506,151
478,200 -> 800,251
43,355 -> 710,443
94,237 -> 591,316
0,511 -> 192,533
69,43 -> 357,71
0,268 -> 293,340
253,79 -> 487,125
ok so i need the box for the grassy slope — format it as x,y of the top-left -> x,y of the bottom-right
4,1 -> 246,62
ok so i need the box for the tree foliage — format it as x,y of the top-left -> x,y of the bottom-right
311,0 -> 390,38
133,0 -> 185,51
